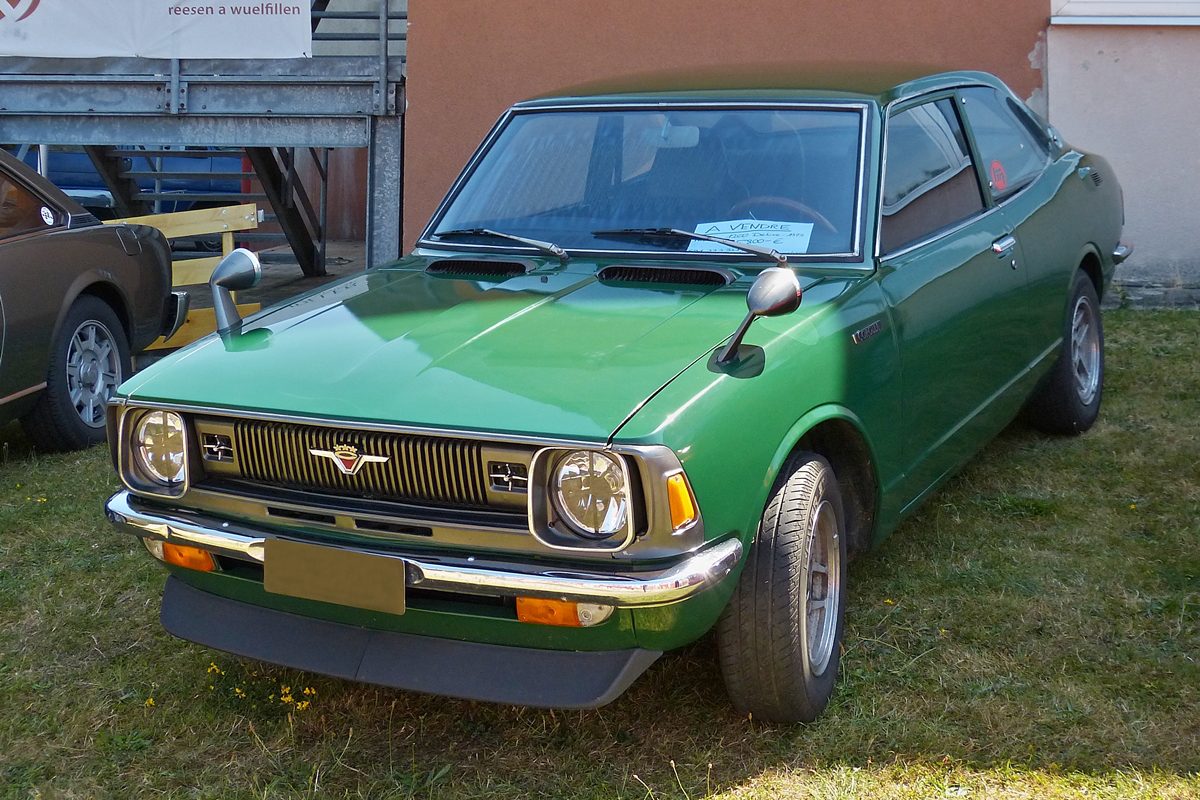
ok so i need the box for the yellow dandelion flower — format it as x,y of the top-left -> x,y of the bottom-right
295,700 -> 310,711
884,599 -> 895,605
1130,504 -> 1136,509
144,697 -> 155,707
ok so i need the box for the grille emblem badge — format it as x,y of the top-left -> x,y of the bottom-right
309,444 -> 390,476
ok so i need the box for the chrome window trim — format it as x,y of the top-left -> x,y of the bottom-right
417,100 -> 871,262
874,83 -> 1051,262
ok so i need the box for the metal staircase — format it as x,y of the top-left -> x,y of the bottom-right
0,0 -> 407,272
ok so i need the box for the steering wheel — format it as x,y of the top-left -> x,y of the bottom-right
728,195 -> 839,234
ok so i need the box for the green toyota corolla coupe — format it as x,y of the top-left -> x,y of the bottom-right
105,71 -> 1128,723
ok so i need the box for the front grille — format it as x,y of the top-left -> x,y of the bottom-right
232,420 -> 490,508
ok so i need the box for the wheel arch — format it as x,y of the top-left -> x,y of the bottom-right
49,275 -> 134,351
1078,247 -> 1104,300
765,405 -> 880,556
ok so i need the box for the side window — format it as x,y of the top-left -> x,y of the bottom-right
958,87 -> 1049,201
0,177 -> 53,240
880,98 -> 985,254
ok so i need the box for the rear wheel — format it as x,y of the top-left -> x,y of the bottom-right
716,452 -> 847,723
1024,270 -> 1104,435
20,296 -> 130,452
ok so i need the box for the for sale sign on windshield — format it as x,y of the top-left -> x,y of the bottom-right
0,0 -> 311,58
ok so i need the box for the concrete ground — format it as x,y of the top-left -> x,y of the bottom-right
180,239 -> 369,311
1103,262 -> 1200,310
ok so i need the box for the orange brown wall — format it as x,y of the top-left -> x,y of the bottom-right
404,0 -> 1050,249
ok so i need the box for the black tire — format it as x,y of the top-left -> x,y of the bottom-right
20,295 -> 131,452
716,451 -> 847,723
1024,270 -> 1104,435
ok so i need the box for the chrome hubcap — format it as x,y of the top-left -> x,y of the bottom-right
1070,294 -> 1100,406
66,320 -> 120,428
802,499 -> 841,677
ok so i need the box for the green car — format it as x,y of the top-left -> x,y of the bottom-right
105,71 -> 1127,723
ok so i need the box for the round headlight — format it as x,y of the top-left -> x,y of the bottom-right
133,411 -> 187,485
553,450 -> 629,539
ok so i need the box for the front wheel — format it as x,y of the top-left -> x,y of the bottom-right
20,296 -> 131,452
1024,270 -> 1104,435
716,452 -> 847,723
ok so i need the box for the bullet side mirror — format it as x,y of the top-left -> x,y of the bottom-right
716,267 -> 803,365
210,248 -> 262,333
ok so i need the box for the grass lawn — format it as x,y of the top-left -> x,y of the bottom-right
1,309 -> 1198,799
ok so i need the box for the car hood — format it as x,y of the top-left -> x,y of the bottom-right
123,261 -> 824,441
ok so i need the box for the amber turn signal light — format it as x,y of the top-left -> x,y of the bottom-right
516,597 -> 614,627
666,473 -> 697,530
161,542 -> 216,572
516,597 -> 583,627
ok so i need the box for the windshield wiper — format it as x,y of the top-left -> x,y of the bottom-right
591,227 -> 787,269
434,228 -> 569,264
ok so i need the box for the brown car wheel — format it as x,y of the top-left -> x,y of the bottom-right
716,451 -> 847,724
21,295 -> 131,452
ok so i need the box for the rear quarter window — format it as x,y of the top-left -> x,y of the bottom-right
958,87 -> 1050,201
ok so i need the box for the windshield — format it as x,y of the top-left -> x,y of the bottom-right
429,106 -> 864,257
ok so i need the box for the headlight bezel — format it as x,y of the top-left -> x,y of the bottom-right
529,447 -> 639,551
133,410 -> 188,485
116,405 -> 192,498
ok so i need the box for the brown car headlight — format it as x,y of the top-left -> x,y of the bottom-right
132,411 -> 187,486
552,450 -> 630,539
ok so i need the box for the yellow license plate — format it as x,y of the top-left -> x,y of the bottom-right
264,538 -> 406,615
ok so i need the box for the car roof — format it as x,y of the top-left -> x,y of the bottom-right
517,68 -> 1010,109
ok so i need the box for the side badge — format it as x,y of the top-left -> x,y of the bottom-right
39,207 -> 54,226
852,320 -> 883,345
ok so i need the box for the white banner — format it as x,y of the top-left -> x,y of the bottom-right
0,0 -> 312,59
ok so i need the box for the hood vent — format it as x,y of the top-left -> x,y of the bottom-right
597,265 -> 732,286
425,259 -> 530,279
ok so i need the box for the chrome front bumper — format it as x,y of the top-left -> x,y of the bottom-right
105,490 -> 743,608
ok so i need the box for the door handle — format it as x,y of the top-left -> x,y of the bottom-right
992,235 -> 1017,256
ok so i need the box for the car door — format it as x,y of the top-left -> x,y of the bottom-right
957,85 -> 1070,363
876,94 -> 1031,512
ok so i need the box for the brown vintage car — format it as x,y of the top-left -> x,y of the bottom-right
0,149 -> 185,451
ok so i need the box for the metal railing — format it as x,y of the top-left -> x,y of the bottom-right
311,0 -> 407,60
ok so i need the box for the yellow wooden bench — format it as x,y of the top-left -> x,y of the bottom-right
107,203 -> 263,349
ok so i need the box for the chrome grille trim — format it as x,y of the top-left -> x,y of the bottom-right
233,420 -> 489,508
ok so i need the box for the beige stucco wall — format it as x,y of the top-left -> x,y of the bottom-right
404,1 -> 1051,250
1048,24 -> 1200,283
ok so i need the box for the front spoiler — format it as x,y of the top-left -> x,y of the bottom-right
162,576 -> 662,708
107,490 -> 743,607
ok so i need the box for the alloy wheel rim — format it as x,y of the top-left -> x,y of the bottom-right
1070,294 -> 1100,406
66,320 -> 120,428
802,499 -> 841,677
